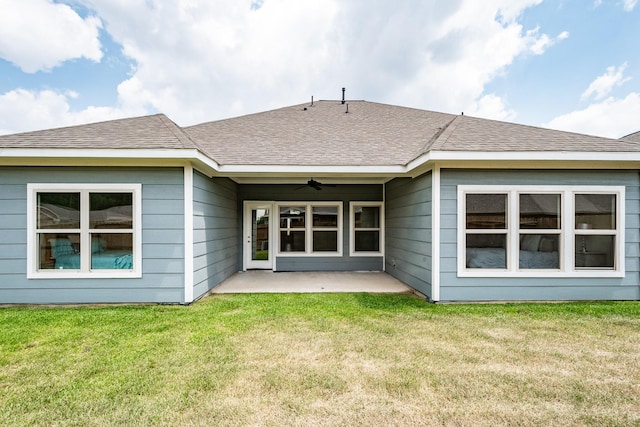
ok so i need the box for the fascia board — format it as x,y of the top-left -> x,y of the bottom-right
0,148 -> 220,169
407,151 -> 640,171
215,164 -> 407,175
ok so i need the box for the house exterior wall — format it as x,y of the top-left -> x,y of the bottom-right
439,169 -> 640,301
238,184 -> 384,271
0,167 -> 185,304
384,173 -> 433,298
192,172 -> 239,299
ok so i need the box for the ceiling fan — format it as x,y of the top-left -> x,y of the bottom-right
295,178 -> 336,191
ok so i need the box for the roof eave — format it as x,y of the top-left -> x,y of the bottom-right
408,150 -> 640,174
0,148 -> 220,175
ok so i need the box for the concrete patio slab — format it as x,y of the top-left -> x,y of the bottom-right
209,271 -> 412,294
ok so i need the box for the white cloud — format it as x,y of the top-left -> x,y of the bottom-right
0,89 -> 130,134
0,0 -> 103,73
545,92 -> 640,138
581,63 -> 631,101
0,0 -> 564,133
467,94 -> 517,121
594,0 -> 637,11
73,0 -> 554,126
525,28 -> 569,55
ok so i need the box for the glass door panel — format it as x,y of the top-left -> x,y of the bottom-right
244,203 -> 273,269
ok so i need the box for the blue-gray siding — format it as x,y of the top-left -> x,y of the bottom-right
192,172 -> 239,298
439,169 -> 640,301
385,173 -> 432,298
0,167 -> 185,304
238,184 -> 384,271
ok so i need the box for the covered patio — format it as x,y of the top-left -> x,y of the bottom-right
209,271 -> 412,294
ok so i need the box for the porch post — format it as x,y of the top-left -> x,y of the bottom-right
431,166 -> 441,302
184,164 -> 194,303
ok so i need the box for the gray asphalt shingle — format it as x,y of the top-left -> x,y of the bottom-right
0,114 -> 197,150
2,100 -> 639,167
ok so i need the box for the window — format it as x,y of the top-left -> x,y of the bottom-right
28,184 -> 142,278
278,202 -> 342,255
350,202 -> 384,256
459,186 -> 624,277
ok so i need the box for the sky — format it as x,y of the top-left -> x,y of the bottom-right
0,0 -> 639,138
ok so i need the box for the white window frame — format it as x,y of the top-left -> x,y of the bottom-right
349,202 -> 384,256
457,185 -> 624,278
276,202 -> 343,257
27,183 -> 142,279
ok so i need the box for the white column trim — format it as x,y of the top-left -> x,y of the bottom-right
184,164 -> 194,304
431,166 -> 441,302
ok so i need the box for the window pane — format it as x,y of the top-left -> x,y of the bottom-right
575,235 -> 615,268
37,193 -> 80,229
575,194 -> 616,230
355,230 -> 380,252
252,209 -> 269,261
280,206 -> 305,228
355,206 -> 380,228
280,231 -> 305,252
313,231 -> 337,252
466,194 -> 507,229
575,235 -> 616,268
313,206 -> 338,227
466,234 -> 506,268
40,233 -> 80,269
91,233 -> 133,269
519,234 -> 559,269
520,194 -> 560,229
90,193 -> 133,229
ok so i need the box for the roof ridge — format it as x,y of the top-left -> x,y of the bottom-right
405,115 -> 460,164
620,130 -> 640,142
155,114 -> 203,150
428,115 -> 462,151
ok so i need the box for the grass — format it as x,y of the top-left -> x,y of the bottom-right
1,294 -> 639,426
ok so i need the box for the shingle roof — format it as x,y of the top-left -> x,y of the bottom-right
185,100 -> 640,166
2,101 -> 639,168
620,130 -> 640,143
184,101 -> 457,166
0,114 -> 198,150
431,115 -> 639,153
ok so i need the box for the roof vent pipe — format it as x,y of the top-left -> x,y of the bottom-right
342,87 -> 346,104
311,96 -> 314,107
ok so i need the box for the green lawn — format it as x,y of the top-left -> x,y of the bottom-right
1,294 -> 639,426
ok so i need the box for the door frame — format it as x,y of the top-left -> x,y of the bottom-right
243,201 -> 275,270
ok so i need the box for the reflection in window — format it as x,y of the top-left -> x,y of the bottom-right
37,193 -> 80,229
278,204 -> 341,254
465,234 -> 507,269
279,206 -> 306,252
575,194 -> 617,269
575,194 -> 616,230
519,194 -> 560,229
90,193 -> 133,229
462,187 -> 622,274
352,204 -> 382,253
312,206 -> 338,252
33,187 -> 137,272
518,194 -> 561,269
466,193 -> 507,229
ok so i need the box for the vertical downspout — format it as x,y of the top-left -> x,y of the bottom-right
431,166 -> 441,302
184,164 -> 194,304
